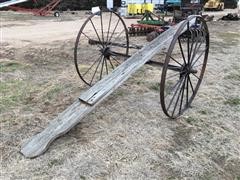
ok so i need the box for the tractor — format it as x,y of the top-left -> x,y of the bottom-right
204,0 -> 224,11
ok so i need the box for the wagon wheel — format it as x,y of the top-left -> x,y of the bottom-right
160,16 -> 209,118
74,10 -> 129,86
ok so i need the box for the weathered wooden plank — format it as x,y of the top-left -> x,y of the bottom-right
20,18 -> 196,158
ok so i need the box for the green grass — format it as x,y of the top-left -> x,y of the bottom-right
149,83 -> 160,92
46,85 -> 62,100
114,90 -> 125,97
218,32 -> 240,45
0,79 -> 58,113
224,97 -> 240,106
47,159 -> 64,168
199,110 -> 208,115
0,80 -> 38,112
0,61 -> 25,72
185,116 -> 198,124
225,73 -> 240,81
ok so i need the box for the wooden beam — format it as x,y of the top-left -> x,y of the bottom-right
20,19 -> 191,158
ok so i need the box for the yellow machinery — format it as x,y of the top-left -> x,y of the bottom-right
204,0 -> 224,11
142,3 -> 154,13
128,3 -> 154,15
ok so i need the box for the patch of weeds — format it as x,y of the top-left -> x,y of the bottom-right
218,32 -> 240,45
225,73 -> 240,81
237,176 -> 240,180
0,61 -> 25,72
149,83 -> 160,92
80,175 -> 86,180
47,158 -> 63,168
114,90 -> 125,97
167,177 -> 177,180
199,110 -> 208,115
0,80 -> 38,112
224,97 -> 240,106
185,116 -> 197,124
200,174 -> 214,180
46,85 -> 62,100
136,80 -> 144,85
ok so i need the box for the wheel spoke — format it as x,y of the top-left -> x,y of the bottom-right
187,22 -> 190,64
190,32 -> 204,65
192,63 -> 203,68
166,72 -> 180,80
106,12 -> 112,42
83,54 -> 102,77
166,75 -> 185,111
191,73 -> 201,80
99,56 -> 105,80
190,30 -> 200,62
81,32 -> 102,49
188,75 -> 195,93
186,75 -> 189,106
165,75 -> 185,98
108,58 -> 115,70
192,40 -> 204,62
111,56 -> 120,65
191,49 -> 205,68
104,57 -> 109,75
89,55 -> 103,86
179,75 -> 187,114
100,12 -> 105,44
109,29 -> 125,49
169,55 -> 183,66
178,38 -> 187,65
189,30 -> 195,64
90,19 -> 104,48
171,76 -> 186,117
108,19 -> 120,44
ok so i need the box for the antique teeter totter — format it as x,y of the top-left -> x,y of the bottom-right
21,11 -> 209,158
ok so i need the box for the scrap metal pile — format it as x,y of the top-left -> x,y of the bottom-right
220,13 -> 240,21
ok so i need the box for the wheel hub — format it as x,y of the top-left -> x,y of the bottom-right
180,64 -> 197,77
100,47 -> 111,59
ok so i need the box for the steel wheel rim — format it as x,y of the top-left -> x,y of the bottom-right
74,10 -> 129,86
160,16 -> 209,118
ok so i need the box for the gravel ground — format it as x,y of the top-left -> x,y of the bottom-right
0,10 -> 240,179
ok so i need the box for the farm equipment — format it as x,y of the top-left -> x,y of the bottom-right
127,2 -> 154,15
204,0 -> 224,11
172,0 -> 203,22
21,10 -> 209,158
128,10 -> 169,37
8,0 -> 61,16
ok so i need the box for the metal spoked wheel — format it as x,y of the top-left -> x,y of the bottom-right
160,16 -> 209,118
74,10 -> 129,86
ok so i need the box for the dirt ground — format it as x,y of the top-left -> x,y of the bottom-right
1,9 -> 240,179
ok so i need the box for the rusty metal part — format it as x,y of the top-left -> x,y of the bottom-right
128,23 -> 165,36
160,16 -> 209,118
9,0 -> 61,16
74,10 -> 129,86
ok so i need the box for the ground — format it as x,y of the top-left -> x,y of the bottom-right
0,10 -> 240,179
